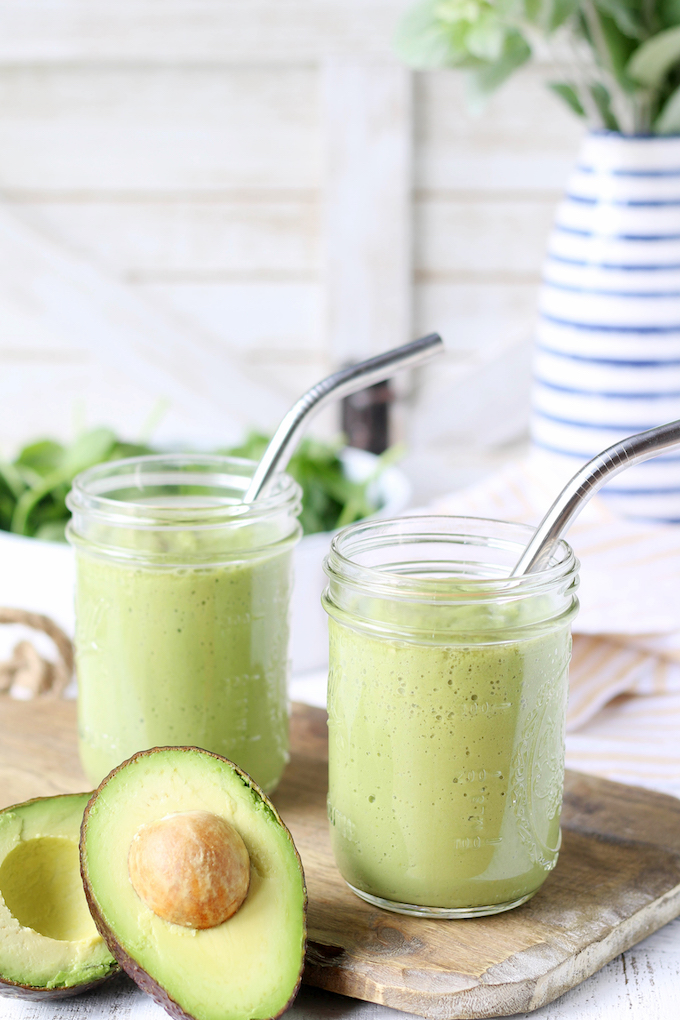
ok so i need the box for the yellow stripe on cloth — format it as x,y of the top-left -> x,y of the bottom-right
426,452 -> 680,793
566,693 -> 680,797
567,636 -> 651,731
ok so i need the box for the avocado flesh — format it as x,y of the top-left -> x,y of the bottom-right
81,747 -> 307,1020
0,793 -> 118,995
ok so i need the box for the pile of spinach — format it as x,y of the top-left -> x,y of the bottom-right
0,429 -> 155,542
0,428 -> 393,542
224,431 -> 393,535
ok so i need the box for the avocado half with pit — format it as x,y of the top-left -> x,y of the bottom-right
0,792 -> 118,998
80,746 -> 307,1020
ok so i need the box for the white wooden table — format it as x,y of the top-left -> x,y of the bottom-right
4,915 -> 680,1019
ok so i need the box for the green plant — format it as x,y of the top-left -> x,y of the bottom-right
395,0 -> 680,133
0,429 -> 155,541
0,429 -> 397,542
223,432 -> 400,535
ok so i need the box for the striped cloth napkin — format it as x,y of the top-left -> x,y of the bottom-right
427,449 -> 680,798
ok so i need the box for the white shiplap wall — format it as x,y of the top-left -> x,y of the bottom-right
0,0 -> 583,500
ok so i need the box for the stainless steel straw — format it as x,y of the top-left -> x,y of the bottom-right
512,418 -> 680,576
243,333 -> 444,503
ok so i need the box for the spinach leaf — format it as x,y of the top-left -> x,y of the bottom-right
223,431 -> 393,535
1,427 -> 394,542
10,428 -> 117,537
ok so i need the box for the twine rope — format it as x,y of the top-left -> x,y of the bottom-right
0,608 -> 74,698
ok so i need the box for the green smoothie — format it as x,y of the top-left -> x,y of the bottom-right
68,455 -> 301,796
75,548 -> 293,792
326,614 -> 571,911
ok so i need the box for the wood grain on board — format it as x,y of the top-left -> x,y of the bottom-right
1,699 -> 680,1018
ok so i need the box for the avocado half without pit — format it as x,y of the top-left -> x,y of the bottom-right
80,746 -> 307,1020
0,792 -> 118,998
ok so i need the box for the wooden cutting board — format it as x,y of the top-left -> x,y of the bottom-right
2,699 -> 680,1019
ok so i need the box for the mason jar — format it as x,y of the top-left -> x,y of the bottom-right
67,454 -> 302,793
322,516 -> 579,918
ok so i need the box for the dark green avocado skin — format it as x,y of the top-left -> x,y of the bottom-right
80,746 -> 308,1020
0,792 -> 121,1000
0,967 -> 120,1001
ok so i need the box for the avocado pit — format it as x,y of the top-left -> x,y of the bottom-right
127,810 -> 250,929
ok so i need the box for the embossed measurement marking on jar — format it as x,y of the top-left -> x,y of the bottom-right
454,837 -> 503,850
460,701 -> 512,719
327,801 -> 357,843
453,769 -> 504,784
453,768 -> 507,834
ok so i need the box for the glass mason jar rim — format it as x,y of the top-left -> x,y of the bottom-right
324,515 -> 578,604
66,452 -> 301,531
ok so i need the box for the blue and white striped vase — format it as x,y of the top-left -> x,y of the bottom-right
531,131 -> 680,522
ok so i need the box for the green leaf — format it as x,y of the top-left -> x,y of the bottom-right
594,0 -> 645,40
336,494 -> 371,529
655,80 -> 680,130
527,0 -> 580,32
394,0 -> 516,69
5,422 -> 397,542
373,442 -> 407,472
11,482 -> 58,536
224,430 -> 392,535
13,464 -> 45,491
10,427 -> 117,536
548,0 -> 581,30
548,81 -> 587,116
394,0 -> 471,67
465,14 -> 506,61
522,0 -> 542,20
15,486 -> 69,539
107,440 -> 157,461
659,0 -> 680,30
0,468 -> 18,531
466,29 -> 531,107
33,520 -> 68,543
587,8 -> 640,94
628,25 -> 680,88
59,427 -> 117,475
0,500 -> 14,532
590,80 -> 621,129
15,439 -> 65,477
593,10 -> 638,90
0,459 -> 26,501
